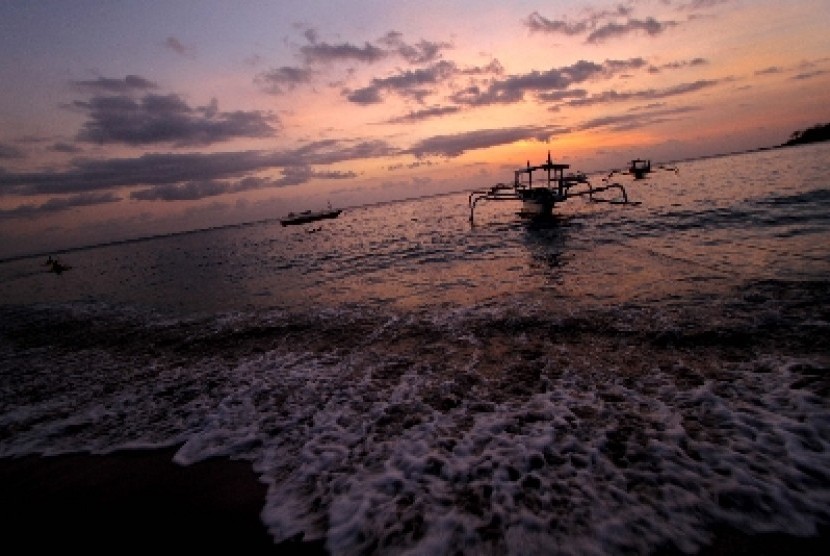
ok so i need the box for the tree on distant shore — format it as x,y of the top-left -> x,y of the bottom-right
782,122 -> 830,146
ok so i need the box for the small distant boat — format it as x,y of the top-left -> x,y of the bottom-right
280,203 -> 342,227
628,158 -> 652,179
606,159 -> 678,180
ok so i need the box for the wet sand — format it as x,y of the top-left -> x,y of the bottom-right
0,447 -> 325,554
0,447 -> 826,555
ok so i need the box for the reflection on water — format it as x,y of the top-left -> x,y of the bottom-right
0,143 -> 828,317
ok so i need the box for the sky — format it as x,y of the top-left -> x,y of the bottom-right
0,0 -> 828,258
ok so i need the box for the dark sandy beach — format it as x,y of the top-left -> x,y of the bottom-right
0,447 -> 325,554
0,448 -> 828,555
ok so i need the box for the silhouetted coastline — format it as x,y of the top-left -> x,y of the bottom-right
780,122 -> 830,147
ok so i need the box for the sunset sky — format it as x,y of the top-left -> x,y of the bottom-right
1,0 -> 828,258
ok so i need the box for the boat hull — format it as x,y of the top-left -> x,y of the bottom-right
517,189 -> 562,218
280,209 -> 342,226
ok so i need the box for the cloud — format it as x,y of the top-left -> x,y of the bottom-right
674,0 -> 732,11
407,125 -> 560,158
792,69 -> 828,81
378,32 -> 451,64
0,192 -> 120,219
576,105 -> 701,132
587,18 -> 678,44
164,36 -> 194,57
258,31 -> 453,96
131,177 -> 270,201
345,87 -> 383,105
0,139 -> 396,200
649,58 -> 708,73
525,11 -> 589,36
451,58 -> 647,106
525,7 -> 677,44
256,66 -> 315,95
0,143 -> 25,159
300,40 -> 387,65
387,105 -> 461,124
0,150 -> 281,195
525,6 -> 633,37
71,75 -> 158,94
345,60 -> 458,104
72,93 -> 277,146
755,66 -> 783,76
49,142 -> 84,154
537,89 -> 588,103
564,79 -> 721,107
130,167 -> 359,201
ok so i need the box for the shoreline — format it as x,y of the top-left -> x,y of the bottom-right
0,449 -> 826,554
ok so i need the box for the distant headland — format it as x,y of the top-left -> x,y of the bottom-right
779,122 -> 830,147
664,122 -> 830,166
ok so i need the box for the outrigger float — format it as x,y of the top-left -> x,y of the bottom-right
468,152 -> 639,223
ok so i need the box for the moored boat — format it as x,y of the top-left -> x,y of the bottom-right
468,151 -> 635,223
280,203 -> 342,226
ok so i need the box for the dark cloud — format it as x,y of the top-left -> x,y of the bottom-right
525,12 -> 589,36
564,79 -> 720,107
298,29 -> 451,67
164,36 -> 193,57
345,86 -> 383,105
407,126 -> 559,158
537,89 -> 588,103
378,32 -> 451,64
0,140 -> 395,200
755,66 -> 783,76
345,60 -> 457,104
300,40 -> 387,65
576,105 -> 700,132
0,143 -> 25,159
452,58 -> 647,106
792,69 -> 828,81
71,75 -> 158,94
130,177 -> 269,201
49,142 -> 83,154
525,9 -> 677,44
450,85 -> 524,106
130,167 -> 358,201
0,192 -> 120,219
72,93 -> 277,146
387,105 -> 461,124
524,5 -> 677,44
525,5 -> 635,37
260,31 -> 470,100
461,59 -> 505,76
256,66 -> 315,95
587,18 -> 678,44
649,58 -> 708,73
675,0 -> 732,11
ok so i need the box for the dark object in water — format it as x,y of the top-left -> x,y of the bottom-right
468,151 -> 639,223
45,256 -> 71,274
606,158 -> 679,180
280,204 -> 342,227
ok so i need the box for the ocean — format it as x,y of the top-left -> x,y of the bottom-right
1,143 -> 829,555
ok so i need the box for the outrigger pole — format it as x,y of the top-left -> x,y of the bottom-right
468,151 -> 638,223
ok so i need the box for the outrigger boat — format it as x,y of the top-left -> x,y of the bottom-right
469,152 -> 639,223
280,202 -> 342,226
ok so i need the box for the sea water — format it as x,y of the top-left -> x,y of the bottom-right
1,143 -> 829,554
